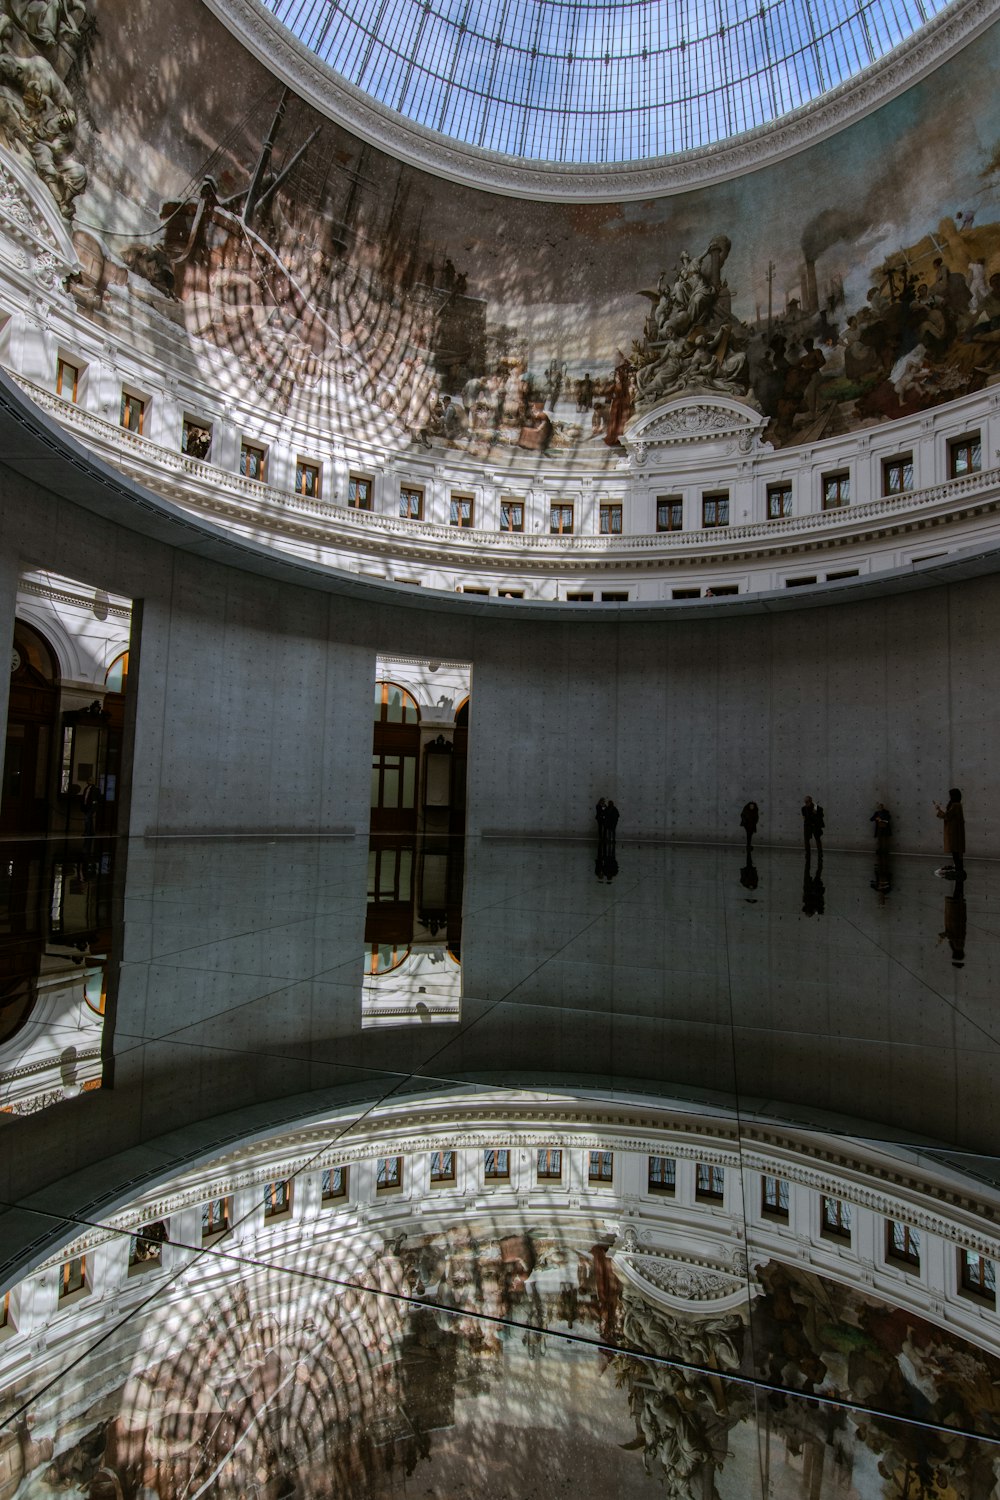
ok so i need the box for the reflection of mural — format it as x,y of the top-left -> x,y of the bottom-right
8,1218 -> 1000,1499
20,0 -> 1000,462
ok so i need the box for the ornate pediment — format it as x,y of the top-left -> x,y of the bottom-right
0,143 -> 80,292
611,1230 -> 753,1314
620,395 -> 770,465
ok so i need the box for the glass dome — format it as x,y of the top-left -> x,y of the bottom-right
260,0 -> 951,164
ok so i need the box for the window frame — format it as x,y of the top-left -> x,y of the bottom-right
450,493 -> 474,528
537,1147 -> 563,1182
263,1179 -> 293,1221
949,433 -> 982,478
702,491 -> 730,528
295,459 -> 321,500
550,503 -> 574,536
59,1255 -> 88,1302
376,1155 -> 404,1192
56,356 -> 80,403
588,1150 -> 614,1184
886,1219 -> 921,1269
484,1147 -> 510,1180
820,1195 -> 852,1240
321,1166 -> 349,1203
960,1249 -> 996,1303
201,1196 -> 232,1244
821,470 -> 851,509
882,454 -> 913,496
656,495 -> 684,532
120,390 -> 145,435
500,498 -> 524,532
399,485 -> 423,520
348,474 -> 372,510
761,1175 -> 790,1220
648,1155 -> 676,1194
767,483 -> 793,520
429,1149 -> 457,1185
599,502 -> 623,535
239,440 -> 268,483
181,417 -> 213,460
695,1163 -> 725,1202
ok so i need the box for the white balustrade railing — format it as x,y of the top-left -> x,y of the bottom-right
16,373 -> 1000,566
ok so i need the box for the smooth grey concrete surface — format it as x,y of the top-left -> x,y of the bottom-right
1,834 -> 998,1289
1,370 -> 998,850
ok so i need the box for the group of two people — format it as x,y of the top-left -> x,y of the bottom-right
595,798 -> 620,846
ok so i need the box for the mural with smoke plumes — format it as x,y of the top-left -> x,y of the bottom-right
8,0 -> 1000,460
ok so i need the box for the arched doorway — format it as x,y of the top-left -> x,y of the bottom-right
2,621 -> 60,836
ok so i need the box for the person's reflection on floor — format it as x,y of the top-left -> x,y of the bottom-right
740,857 -> 759,901
871,843 -> 892,902
595,842 -> 618,884
940,876 -> 967,967
802,854 -> 825,917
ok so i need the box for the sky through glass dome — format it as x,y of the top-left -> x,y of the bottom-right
259,0 -> 950,164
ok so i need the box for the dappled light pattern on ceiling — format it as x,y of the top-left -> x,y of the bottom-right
261,0 -> 951,163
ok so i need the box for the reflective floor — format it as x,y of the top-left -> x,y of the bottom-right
1,833 -> 999,1496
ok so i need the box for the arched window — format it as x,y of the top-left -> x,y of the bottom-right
104,651 -> 129,693
455,697 -> 470,727
366,943 -> 411,976
373,681 -> 420,724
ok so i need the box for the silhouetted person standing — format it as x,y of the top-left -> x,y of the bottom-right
870,802 -> 892,849
605,800 -> 620,847
934,788 -> 965,880
595,798 -> 608,850
801,796 -> 824,854
740,801 -> 759,858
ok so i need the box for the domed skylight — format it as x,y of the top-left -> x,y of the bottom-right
259,0 -> 950,164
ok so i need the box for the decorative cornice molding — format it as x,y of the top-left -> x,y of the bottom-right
0,145 -> 79,287
200,0 -> 1000,201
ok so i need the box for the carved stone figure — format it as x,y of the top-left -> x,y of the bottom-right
633,236 -> 756,412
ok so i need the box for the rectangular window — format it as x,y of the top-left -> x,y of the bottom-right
430,1150 -> 456,1184
696,1164 -> 725,1201
961,1250 -> 996,1302
588,1150 -> 614,1183
129,1227 -> 164,1268
656,496 -> 683,532
761,1175 -> 790,1219
537,1148 -> 562,1181
648,1156 -> 676,1194
599,503 -> 622,534
377,1155 -> 403,1191
460,585 -> 489,595
240,442 -> 267,482
672,587 -> 701,599
702,492 -> 729,528
767,483 -> 793,519
202,1197 -> 231,1241
705,585 -> 738,597
1,1290 -> 9,1328
56,357 -> 79,402
484,1148 -> 510,1180
264,1180 -> 292,1219
601,591 -> 629,602
822,471 -> 850,509
786,575 -> 817,588
886,1220 -> 920,1268
550,504 -> 574,535
566,592 -> 594,602
821,1197 -> 852,1239
120,391 -> 144,434
182,418 -> 212,460
60,1256 -> 87,1299
826,569 -> 859,581
321,1166 -> 348,1202
399,486 -> 423,520
883,455 -> 913,495
949,434 -> 981,477
500,499 -> 524,532
498,588 -> 524,599
295,460 -> 321,499
450,493 -> 474,527
348,475 -> 372,509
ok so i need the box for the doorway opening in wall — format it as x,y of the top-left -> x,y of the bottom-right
363,656 -> 471,1028
1,571 -> 134,1114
